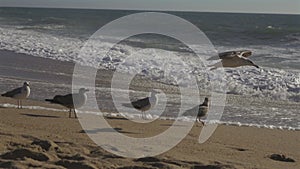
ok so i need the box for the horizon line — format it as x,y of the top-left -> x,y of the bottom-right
1,6 -> 300,16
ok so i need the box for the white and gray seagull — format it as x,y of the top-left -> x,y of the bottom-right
209,50 -> 259,70
45,88 -> 89,118
1,82 -> 30,109
183,97 -> 209,125
123,89 -> 160,119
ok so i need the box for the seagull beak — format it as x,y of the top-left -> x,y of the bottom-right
254,65 -> 260,68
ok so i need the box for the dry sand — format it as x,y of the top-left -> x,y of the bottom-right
0,97 -> 299,169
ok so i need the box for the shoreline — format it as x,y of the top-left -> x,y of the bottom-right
1,96 -> 299,132
0,49 -> 300,131
0,97 -> 299,168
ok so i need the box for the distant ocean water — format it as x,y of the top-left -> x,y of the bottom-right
0,7 -> 299,130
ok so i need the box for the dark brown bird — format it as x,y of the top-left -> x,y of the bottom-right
183,97 -> 209,125
123,90 -> 160,119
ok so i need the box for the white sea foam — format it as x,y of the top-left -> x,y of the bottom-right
0,103 -> 67,112
0,25 -> 299,103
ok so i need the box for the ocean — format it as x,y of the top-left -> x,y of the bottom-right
0,7 -> 299,130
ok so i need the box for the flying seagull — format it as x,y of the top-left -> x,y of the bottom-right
123,89 -> 160,119
209,50 -> 259,70
45,88 -> 89,118
1,82 -> 30,109
183,97 -> 209,125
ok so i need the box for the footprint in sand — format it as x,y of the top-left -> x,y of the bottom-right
0,148 -> 49,161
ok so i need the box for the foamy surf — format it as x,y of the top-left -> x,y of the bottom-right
0,24 -> 299,102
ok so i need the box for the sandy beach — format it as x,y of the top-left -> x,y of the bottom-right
0,97 -> 299,169
0,6 -> 300,169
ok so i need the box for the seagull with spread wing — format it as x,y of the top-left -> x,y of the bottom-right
209,50 -> 259,70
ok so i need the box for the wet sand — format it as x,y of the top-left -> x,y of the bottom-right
0,97 -> 299,169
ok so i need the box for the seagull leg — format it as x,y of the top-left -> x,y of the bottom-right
17,100 -> 19,109
69,109 -> 72,118
142,111 -> 145,120
196,117 -> 205,126
197,118 -> 205,126
20,100 -> 22,109
74,109 -> 78,119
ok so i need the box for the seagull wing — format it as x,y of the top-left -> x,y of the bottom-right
183,105 -> 199,116
131,97 -> 150,109
208,51 -> 237,60
209,50 -> 252,60
55,94 -> 74,107
46,94 -> 74,108
198,106 -> 208,117
207,55 -> 221,61
218,51 -> 238,59
239,50 -> 252,58
1,87 -> 22,97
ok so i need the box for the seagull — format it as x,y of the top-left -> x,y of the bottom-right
209,50 -> 259,70
123,89 -> 160,119
183,97 -> 209,125
45,88 -> 89,118
1,82 -> 30,109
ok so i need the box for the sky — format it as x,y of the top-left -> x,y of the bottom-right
0,0 -> 300,14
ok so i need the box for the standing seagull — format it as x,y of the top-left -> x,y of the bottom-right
209,50 -> 259,70
45,88 -> 89,118
1,82 -> 30,109
125,89 -> 160,119
183,97 -> 209,125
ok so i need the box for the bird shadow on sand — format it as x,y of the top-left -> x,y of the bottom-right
21,113 -> 60,118
104,116 -> 129,121
159,123 -> 187,127
80,127 -> 138,135
227,146 -> 249,152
